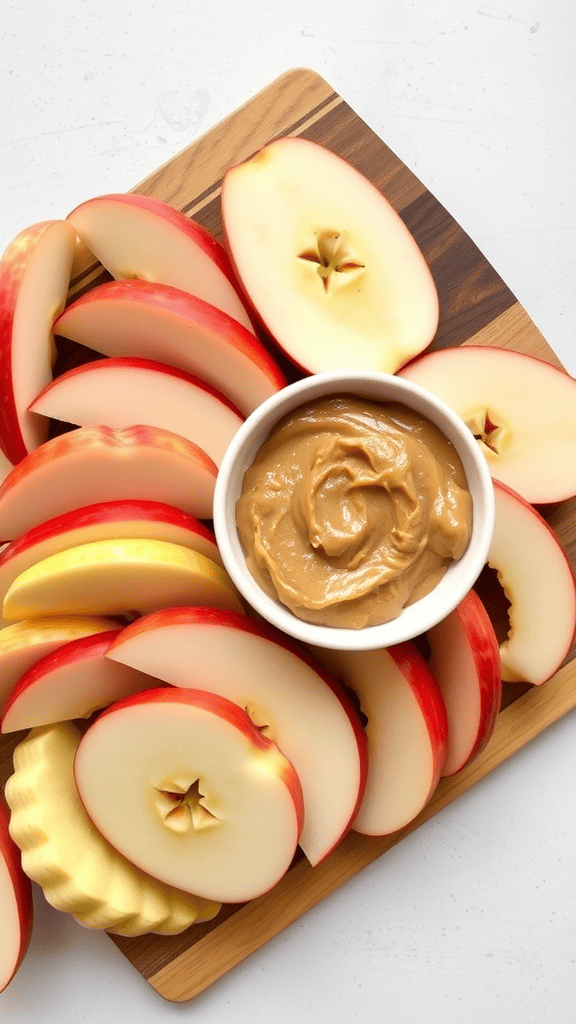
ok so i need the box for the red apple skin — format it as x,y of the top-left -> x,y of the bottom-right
427,589 -> 502,777
0,792 -> 33,993
0,425 -> 218,541
107,604 -> 369,860
387,642 -> 449,802
398,345 -> 576,504
67,193 -> 244,297
53,279 -> 286,416
0,221 -> 75,465
85,686 -> 305,837
1,628 -> 121,732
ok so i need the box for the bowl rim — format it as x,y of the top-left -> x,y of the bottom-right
213,369 -> 495,651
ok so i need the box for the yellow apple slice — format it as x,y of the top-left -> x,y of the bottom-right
2,539 -> 243,621
221,136 -> 439,374
0,615 -> 117,716
74,687 -> 304,903
5,722 -> 219,935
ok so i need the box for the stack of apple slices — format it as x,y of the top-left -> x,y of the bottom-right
1,134 -> 576,998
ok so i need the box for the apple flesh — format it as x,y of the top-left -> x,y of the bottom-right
106,605 -> 368,866
2,538 -> 243,622
310,641 -> 448,835
398,345 -> 576,504
5,722 -> 220,935
1,629 -> 160,733
426,589 -> 502,776
66,193 -> 255,333
221,136 -> 439,375
0,424 -> 218,541
0,219 -> 77,465
74,687 -> 304,903
53,279 -> 286,417
30,357 -> 244,467
0,792 -> 32,993
487,480 -> 576,685
0,616 -> 117,717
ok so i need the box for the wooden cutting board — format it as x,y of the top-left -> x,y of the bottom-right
1,67 -> 575,1002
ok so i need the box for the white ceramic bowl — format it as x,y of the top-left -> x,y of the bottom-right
213,370 -> 495,651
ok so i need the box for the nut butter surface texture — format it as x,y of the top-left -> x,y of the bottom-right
236,395 -> 472,628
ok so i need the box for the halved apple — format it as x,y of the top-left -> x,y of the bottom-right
0,424 -> 218,541
0,792 -> 32,993
106,605 -> 368,866
221,136 -> 439,374
398,345 -> 576,503
30,357 -> 243,467
74,687 -> 304,903
5,722 -> 220,935
2,539 -> 242,622
0,616 -> 116,716
310,641 -> 448,836
1,629 -> 160,733
66,193 -> 255,333
0,219 -> 77,465
0,499 -> 222,629
488,480 -> 576,685
53,279 -> 286,417
426,589 -> 501,776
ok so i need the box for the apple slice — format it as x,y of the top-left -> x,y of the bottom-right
221,136 -> 439,375
0,219 -> 77,465
30,357 -> 243,467
1,628 -> 161,733
53,280 -> 286,417
5,722 -> 220,935
0,499 -> 222,629
66,193 -> 255,333
74,687 -> 304,903
426,589 -> 502,776
0,616 -> 116,717
106,605 -> 368,866
398,346 -> 576,504
310,641 -> 448,836
0,792 -> 32,993
487,480 -> 576,685
0,424 -> 218,542
2,539 -> 242,622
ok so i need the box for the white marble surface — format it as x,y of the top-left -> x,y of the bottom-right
1,1 -> 576,1021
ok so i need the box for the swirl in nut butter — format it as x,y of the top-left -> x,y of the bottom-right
236,394 -> 472,629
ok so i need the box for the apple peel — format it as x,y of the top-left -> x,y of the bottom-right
2,538 -> 242,622
74,688 -> 304,903
221,136 -> 439,375
106,605 -> 368,866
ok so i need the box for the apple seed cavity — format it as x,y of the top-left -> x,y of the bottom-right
153,775 -> 219,835
297,230 -> 365,294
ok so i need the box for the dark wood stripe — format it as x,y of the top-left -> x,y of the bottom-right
399,189 -> 517,350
